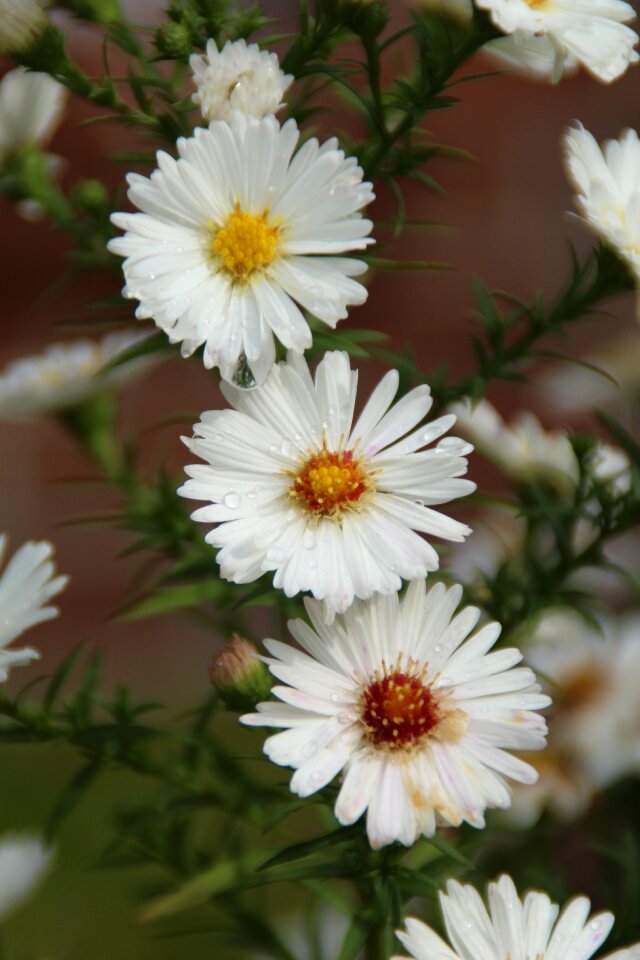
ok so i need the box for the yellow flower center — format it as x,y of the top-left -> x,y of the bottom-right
289,447 -> 373,518
211,204 -> 279,280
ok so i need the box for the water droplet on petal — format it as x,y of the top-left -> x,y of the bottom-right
338,712 -> 353,726
231,352 -> 257,389
223,491 -> 241,509
302,530 -> 317,550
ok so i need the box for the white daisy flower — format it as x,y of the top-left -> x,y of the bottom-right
0,536 -> 68,683
449,398 -> 579,491
108,113 -> 374,384
508,609 -> 640,826
0,67 -> 66,166
242,580 -> 549,849
474,0 -> 639,83
564,124 -> 640,315
393,874 -> 640,960
179,351 -> 476,614
190,38 -> 293,123
0,0 -> 47,55
0,835 -> 52,921
0,329 -> 152,418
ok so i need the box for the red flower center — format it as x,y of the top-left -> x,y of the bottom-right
361,669 -> 441,750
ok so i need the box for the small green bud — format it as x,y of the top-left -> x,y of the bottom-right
56,0 -> 122,24
210,635 -> 272,712
154,22 -> 193,60
18,23 -> 67,75
72,179 -> 109,214
339,0 -> 388,38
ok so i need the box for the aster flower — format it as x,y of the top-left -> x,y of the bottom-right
508,609 -> 640,826
0,535 -> 68,683
474,0 -> 639,83
0,0 -> 47,55
393,874 -> 640,960
190,38 -> 293,123
108,113 -> 374,384
564,125 -> 640,315
180,351 -> 475,613
0,835 -> 52,921
242,580 -> 549,849
0,66 -> 66,166
449,398 -> 630,495
0,329 -> 152,418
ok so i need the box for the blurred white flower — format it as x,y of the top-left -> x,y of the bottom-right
475,0 -> 639,83
252,905 -> 350,960
394,874 -> 640,960
564,125 -> 640,315
539,330 -> 640,413
190,38 -> 293,123
446,507 -> 524,583
242,580 -> 549,849
0,0 -> 47,55
0,536 -> 68,683
0,835 -> 52,920
449,398 -> 631,495
0,329 -> 152,418
109,114 -> 374,385
509,609 -> 640,826
0,67 -> 66,165
180,351 -> 475,614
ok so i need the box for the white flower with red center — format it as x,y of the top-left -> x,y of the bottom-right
179,351 -> 475,613
474,0 -> 639,83
242,581 -> 549,849
0,66 -> 66,165
108,114 -> 374,385
393,874 -> 640,960
508,609 -> 640,826
0,835 -> 52,921
0,536 -> 68,683
564,125 -> 640,313
190,38 -> 293,123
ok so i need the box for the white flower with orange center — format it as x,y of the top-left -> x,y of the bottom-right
241,581 -> 549,849
108,114 -> 374,385
0,535 -> 68,683
474,0 -> 639,83
190,38 -> 293,123
508,609 -> 640,826
564,124 -> 640,315
179,351 -> 475,613
393,874 -> 640,960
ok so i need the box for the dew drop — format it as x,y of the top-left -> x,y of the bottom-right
266,546 -> 287,563
338,712 -> 353,726
231,352 -> 257,390
223,491 -> 241,509
302,530 -> 317,550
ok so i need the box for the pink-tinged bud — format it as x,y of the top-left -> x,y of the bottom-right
209,635 -> 272,711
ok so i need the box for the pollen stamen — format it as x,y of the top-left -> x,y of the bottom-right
211,203 -> 279,280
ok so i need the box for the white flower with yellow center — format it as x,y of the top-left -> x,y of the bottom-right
0,0 -> 47,55
393,874 -> 640,960
242,581 -> 549,849
179,351 -> 475,613
474,0 -> 639,83
108,114 -> 374,384
484,33 -> 578,81
0,835 -> 52,921
190,38 -> 293,123
0,67 -> 66,166
0,536 -> 68,683
564,125 -> 640,314
508,609 -> 640,826
0,329 -> 152,418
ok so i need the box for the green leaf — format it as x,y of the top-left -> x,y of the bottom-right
114,580 -> 228,621
258,824 -> 362,871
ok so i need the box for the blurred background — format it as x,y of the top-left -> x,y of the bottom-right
1,1 -> 639,955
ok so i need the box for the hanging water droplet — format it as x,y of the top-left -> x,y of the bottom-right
231,353 -> 257,390
223,491 -> 241,509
